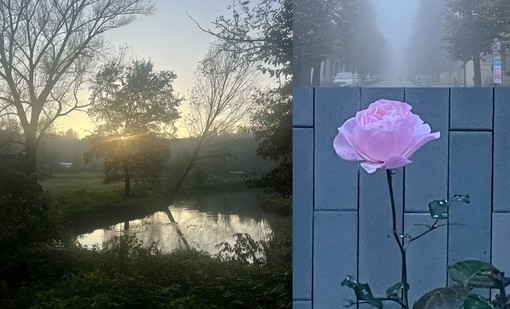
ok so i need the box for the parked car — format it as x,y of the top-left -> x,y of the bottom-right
414,75 -> 431,86
333,72 -> 356,87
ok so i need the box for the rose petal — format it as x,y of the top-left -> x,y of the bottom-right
383,156 -> 412,169
402,131 -> 441,159
339,118 -> 373,162
362,118 -> 414,162
360,161 -> 384,173
333,129 -> 363,161
412,115 -> 433,135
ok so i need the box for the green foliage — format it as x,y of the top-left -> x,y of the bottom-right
341,276 -> 383,308
448,260 -> 509,289
25,235 -> 291,309
0,169 -> 70,249
464,294 -> 495,309
245,84 -> 292,198
414,260 -> 510,309
209,0 -> 292,80
293,0 -> 357,85
216,233 -> 266,266
428,194 -> 470,219
207,0 -> 292,199
1,220 -> 290,308
442,0 -> 510,85
386,282 -> 410,300
413,286 -> 471,309
86,59 -> 182,195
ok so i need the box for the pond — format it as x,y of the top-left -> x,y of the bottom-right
77,190 -> 287,255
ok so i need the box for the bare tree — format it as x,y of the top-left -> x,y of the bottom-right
0,0 -> 155,175
171,46 -> 259,196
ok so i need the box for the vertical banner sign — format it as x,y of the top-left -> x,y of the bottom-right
493,40 -> 502,84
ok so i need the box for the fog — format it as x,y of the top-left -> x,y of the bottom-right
293,0 -> 508,87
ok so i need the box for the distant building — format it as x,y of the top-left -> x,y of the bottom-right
59,162 -> 73,169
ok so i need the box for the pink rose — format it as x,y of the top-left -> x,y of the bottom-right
333,99 -> 440,173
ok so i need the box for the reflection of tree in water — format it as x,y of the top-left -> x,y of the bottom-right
79,190 -> 283,254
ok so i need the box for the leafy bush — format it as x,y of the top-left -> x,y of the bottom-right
27,235 -> 291,308
0,168 -> 70,249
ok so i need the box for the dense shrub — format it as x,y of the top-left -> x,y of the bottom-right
0,169 -> 70,249
31,235 -> 291,308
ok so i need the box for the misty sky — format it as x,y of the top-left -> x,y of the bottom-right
58,0 -> 241,137
372,0 -> 420,72
59,0 -> 421,137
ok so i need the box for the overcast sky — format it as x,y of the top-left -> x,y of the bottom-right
372,0 -> 420,71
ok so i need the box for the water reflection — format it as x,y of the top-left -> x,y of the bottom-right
77,190 -> 277,254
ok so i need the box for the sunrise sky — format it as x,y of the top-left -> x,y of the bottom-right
56,0 -> 240,138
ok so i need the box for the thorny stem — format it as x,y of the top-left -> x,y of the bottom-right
386,169 -> 409,309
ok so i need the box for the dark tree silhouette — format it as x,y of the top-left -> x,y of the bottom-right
192,0 -> 292,198
0,0 -> 154,176
171,47 -> 258,196
293,0 -> 356,86
86,59 -> 181,196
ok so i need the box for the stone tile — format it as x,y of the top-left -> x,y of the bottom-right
492,213 -> 510,275
292,301 -> 312,309
360,88 -> 405,108
405,213 -> 448,305
493,88 -> 510,212
313,211 -> 357,309
404,88 -> 449,212
359,168 -> 403,309
293,128 -> 313,300
448,132 -> 492,265
450,88 -> 493,130
314,88 -> 359,210
293,87 -> 314,127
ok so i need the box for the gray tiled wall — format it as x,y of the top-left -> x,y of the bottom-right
293,87 -> 510,308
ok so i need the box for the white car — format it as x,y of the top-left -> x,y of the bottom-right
333,72 -> 356,87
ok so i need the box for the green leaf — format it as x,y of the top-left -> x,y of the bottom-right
341,276 -> 383,308
428,195 -> 469,219
452,194 -> 470,204
413,286 -> 470,309
428,200 -> 449,219
464,294 -> 494,309
448,260 -> 504,288
386,282 -> 409,299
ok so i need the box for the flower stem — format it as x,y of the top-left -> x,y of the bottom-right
386,169 -> 409,309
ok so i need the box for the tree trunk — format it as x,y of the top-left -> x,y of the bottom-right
311,60 -> 321,86
124,166 -> 131,197
293,60 -> 313,87
473,55 -> 482,87
170,156 -> 196,199
24,130 -> 38,177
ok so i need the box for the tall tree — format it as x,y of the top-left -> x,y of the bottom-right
348,0 -> 387,75
0,0 -> 154,176
293,0 -> 357,86
192,0 -> 292,198
86,59 -> 181,196
245,83 -> 291,198
405,0 -> 452,79
171,47 -> 258,196
442,0 -> 501,86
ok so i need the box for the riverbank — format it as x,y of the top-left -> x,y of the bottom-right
40,173 -> 290,235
